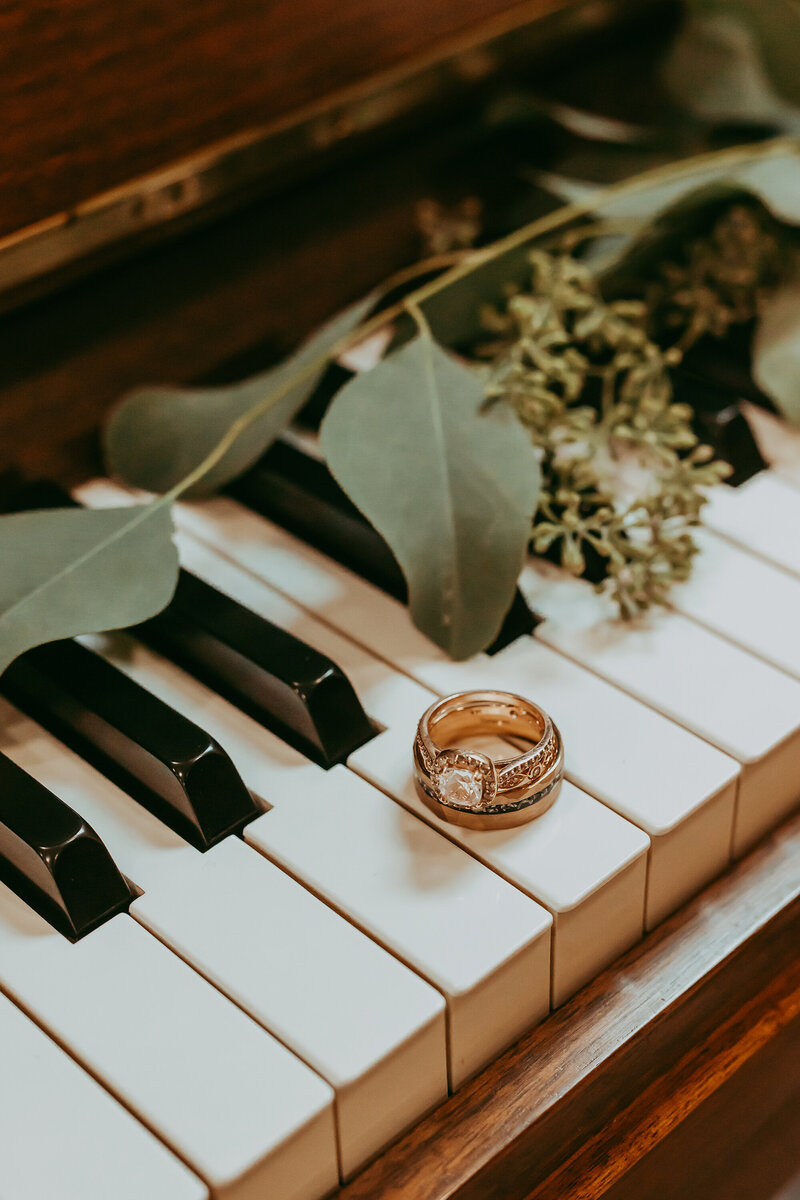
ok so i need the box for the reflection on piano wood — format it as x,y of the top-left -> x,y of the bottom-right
1,2 -> 799,1198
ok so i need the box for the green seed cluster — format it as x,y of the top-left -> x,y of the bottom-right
481,248 -> 732,618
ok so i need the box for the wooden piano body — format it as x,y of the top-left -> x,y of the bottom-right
0,2 -> 798,1198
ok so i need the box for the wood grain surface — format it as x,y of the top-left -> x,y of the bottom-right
602,1017 -> 800,1200
0,0 -> 582,239
0,6 -> 681,486
336,810 -> 800,1199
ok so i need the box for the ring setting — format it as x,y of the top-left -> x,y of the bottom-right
430,749 -> 497,810
413,690 -> 563,829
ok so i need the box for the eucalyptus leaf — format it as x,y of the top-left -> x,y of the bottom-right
0,501 -> 178,676
598,181 -> 776,295
590,143 -> 800,226
104,293 -> 377,497
752,276 -> 800,423
661,13 -> 800,130
320,334 -> 541,659
421,143 -> 800,348
420,244 -> 535,348
675,1 -> 800,109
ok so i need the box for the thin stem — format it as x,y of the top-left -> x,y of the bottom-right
379,250 -> 470,292
405,299 -> 433,339
395,137 -> 798,312
557,219 -> 644,251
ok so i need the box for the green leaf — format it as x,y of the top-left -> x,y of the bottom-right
320,334 -> 541,659
595,147 -> 800,306
421,245 -> 534,348
661,12 -> 800,129
752,276 -> 800,423
591,143 -> 800,227
673,2 -> 800,110
0,501 -> 178,676
103,293 -> 377,497
421,143 -> 800,348
598,181 -> 781,296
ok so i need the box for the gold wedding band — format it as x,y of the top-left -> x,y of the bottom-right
413,690 -> 563,830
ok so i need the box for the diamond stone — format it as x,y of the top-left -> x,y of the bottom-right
438,766 -> 484,809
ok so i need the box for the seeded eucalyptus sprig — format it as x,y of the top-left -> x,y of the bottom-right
644,202 -> 788,351
480,249 -> 732,618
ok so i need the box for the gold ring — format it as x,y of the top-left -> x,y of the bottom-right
413,690 -> 563,830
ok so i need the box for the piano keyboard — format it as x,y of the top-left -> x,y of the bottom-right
1,412 -> 799,1200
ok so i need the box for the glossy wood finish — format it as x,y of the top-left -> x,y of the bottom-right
3,0 -> 674,313
603,1017 -> 800,1200
337,810 -> 800,1199
0,3 -> 679,486
0,0 -> 587,241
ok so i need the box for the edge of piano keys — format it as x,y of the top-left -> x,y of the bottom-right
334,805 -> 800,1200
0,880 -> 340,1200
74,628 -> 555,1090
0,694 -> 451,1181
76,487 -> 653,1007
133,484 -> 741,928
518,557 -> 800,858
129,429 -> 800,862
64,420 -> 800,1190
0,990 -> 209,1200
697,405 -> 800,579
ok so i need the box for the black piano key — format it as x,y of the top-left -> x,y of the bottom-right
227,438 -> 541,653
3,480 -> 377,769
137,570 -> 377,768
0,478 -> 77,515
232,440 -> 402,596
672,367 -> 767,487
1,639 -> 261,851
0,752 -> 135,940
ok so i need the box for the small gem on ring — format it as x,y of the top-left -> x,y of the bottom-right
438,765 -> 484,809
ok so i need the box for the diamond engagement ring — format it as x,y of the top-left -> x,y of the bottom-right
413,691 -> 563,829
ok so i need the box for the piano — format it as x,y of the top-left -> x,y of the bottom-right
0,2 -> 798,1198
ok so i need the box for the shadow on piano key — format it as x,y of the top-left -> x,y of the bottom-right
226,436 -> 542,655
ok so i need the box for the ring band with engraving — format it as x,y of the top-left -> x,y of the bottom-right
413,690 -> 563,830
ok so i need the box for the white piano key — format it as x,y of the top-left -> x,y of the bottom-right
245,766 -> 551,1087
139,836 -> 447,1178
519,562 -> 800,857
0,992 -> 207,1200
671,526 -> 800,680
145,489 -> 740,930
168,533 -> 649,1004
0,699 -> 446,1179
702,471 -> 800,579
70,634 -> 552,1091
351,715 -> 647,1006
0,889 -> 337,1200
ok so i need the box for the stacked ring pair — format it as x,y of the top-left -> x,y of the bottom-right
413,690 -> 564,830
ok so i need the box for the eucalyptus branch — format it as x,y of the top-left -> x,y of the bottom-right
163,136 -> 798,504
3,138 -> 799,681
405,299 -> 434,339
